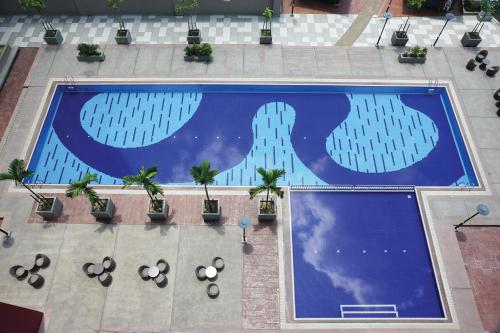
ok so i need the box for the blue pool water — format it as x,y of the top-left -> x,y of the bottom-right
27,84 -> 477,187
291,191 -> 444,319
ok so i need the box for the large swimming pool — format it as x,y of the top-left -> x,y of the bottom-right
27,83 -> 477,187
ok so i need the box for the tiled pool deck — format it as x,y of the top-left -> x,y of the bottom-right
0,44 -> 499,332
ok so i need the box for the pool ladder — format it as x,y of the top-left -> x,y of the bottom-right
427,79 -> 438,94
64,75 -> 75,90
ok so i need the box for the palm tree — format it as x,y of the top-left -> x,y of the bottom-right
0,158 -> 51,208
190,161 -> 219,212
122,166 -> 164,211
249,168 -> 285,212
66,173 -> 104,211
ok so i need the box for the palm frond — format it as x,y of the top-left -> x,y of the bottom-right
249,184 -> 266,199
0,159 -> 33,185
190,161 -> 219,185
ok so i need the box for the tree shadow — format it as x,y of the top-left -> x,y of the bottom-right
94,223 -> 118,234
253,220 -> 277,235
242,242 -> 254,255
455,230 -> 467,242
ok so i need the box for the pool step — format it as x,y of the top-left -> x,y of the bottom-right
340,304 -> 399,318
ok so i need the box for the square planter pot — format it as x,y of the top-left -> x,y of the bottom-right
187,30 -> 201,44
391,31 -> 409,47
260,30 -> 272,44
91,198 -> 114,220
36,197 -> 63,220
258,199 -> 276,222
77,53 -> 106,62
202,199 -> 220,223
147,199 -> 169,221
461,32 -> 482,47
44,30 -> 63,45
398,54 -> 426,64
115,29 -> 132,44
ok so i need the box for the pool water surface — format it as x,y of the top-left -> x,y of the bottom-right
27,83 -> 477,187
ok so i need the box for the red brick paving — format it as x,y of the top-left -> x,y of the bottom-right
282,0 -> 368,14
458,228 -> 500,333
242,212 -> 280,329
378,0 -> 463,16
28,192 -> 265,225
0,47 -> 38,144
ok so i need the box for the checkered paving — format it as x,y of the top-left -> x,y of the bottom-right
354,15 -> 500,47
0,14 -> 356,47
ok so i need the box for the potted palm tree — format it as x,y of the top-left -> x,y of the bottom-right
176,0 -> 201,44
260,6 -> 273,45
18,0 -> 63,45
0,159 -> 62,220
191,161 -> 220,223
66,173 -> 114,220
107,0 -> 132,44
249,168 -> 285,222
391,17 -> 410,47
461,0 -> 499,47
122,166 -> 167,221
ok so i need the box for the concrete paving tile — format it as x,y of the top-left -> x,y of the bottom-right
282,46 -> 317,77
347,47 -> 385,76
206,45 -> 244,77
314,47 -> 351,77
134,46 -> 175,77
100,225 -> 179,332
171,225 -> 242,329
98,44 -> 139,77
243,45 -> 284,77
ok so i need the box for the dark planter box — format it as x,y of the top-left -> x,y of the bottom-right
115,29 -> 132,44
260,30 -> 272,44
147,199 -> 168,221
391,31 -> 409,47
461,32 -> 482,47
258,199 -> 276,222
184,55 -> 212,62
91,198 -> 114,220
77,53 -> 106,62
187,30 -> 201,44
36,197 -> 63,220
202,199 -> 220,223
398,54 -> 426,64
44,30 -> 63,45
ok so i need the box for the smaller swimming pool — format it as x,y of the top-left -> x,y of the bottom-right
290,191 -> 445,320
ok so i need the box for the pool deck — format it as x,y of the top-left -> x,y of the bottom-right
0,44 -> 499,333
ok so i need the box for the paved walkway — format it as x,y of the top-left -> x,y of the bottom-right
457,228 -> 500,333
335,0 -> 384,46
355,15 -> 500,47
0,14 -> 356,47
0,47 -> 37,144
1,14 -> 499,48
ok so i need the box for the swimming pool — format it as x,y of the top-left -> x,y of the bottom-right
290,191 -> 445,320
27,83 -> 477,187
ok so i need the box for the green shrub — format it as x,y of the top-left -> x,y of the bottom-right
405,46 -> 427,58
407,0 -> 425,9
199,43 -> 212,56
18,0 -> 45,11
77,43 -> 100,56
184,43 -> 212,57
